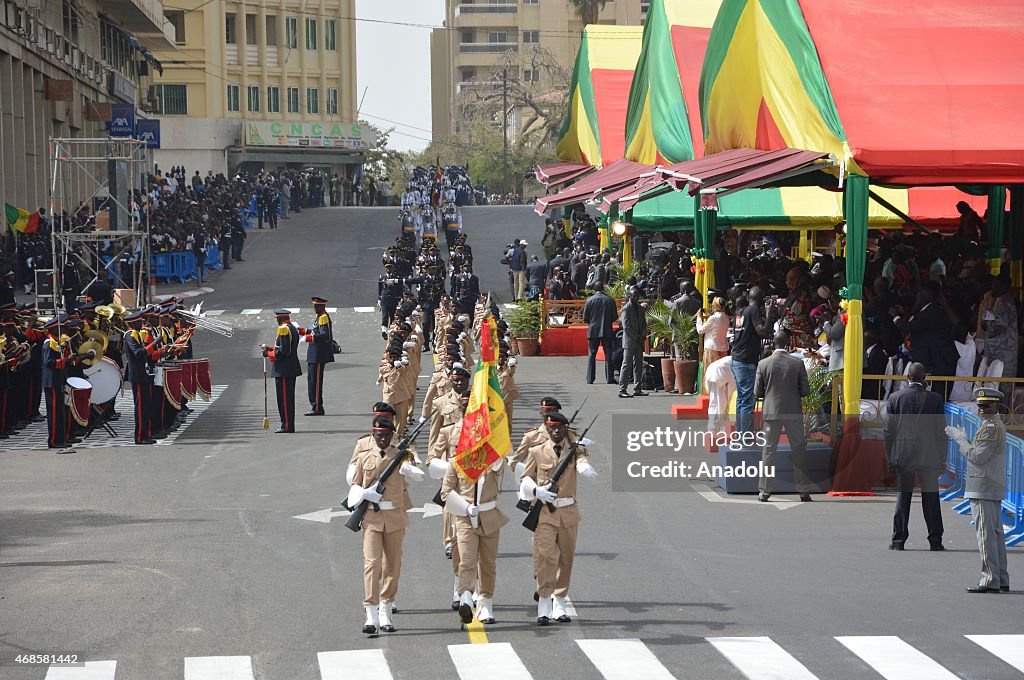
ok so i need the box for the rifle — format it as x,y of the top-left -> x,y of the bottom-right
344,416 -> 428,533
522,415 -> 598,533
514,397 -> 589,514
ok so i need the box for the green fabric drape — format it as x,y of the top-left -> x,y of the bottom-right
843,175 -> 868,300
986,185 -> 1007,274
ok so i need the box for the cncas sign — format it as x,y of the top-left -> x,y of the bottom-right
244,121 -> 375,149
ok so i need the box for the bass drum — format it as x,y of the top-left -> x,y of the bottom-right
84,356 -> 124,404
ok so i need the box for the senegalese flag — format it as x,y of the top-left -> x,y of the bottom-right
453,315 -> 512,481
5,203 -> 40,234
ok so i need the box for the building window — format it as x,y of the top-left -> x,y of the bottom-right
523,0 -> 538,4
287,86 -> 299,113
522,30 -> 539,43
461,29 -> 473,44
461,68 -> 475,82
245,14 -> 257,45
327,88 -> 338,115
325,19 -> 336,50
307,87 -> 319,114
267,86 -> 280,113
155,84 -> 187,115
305,18 -> 317,50
247,85 -> 260,112
285,17 -> 297,48
227,84 -> 240,112
523,68 -> 539,83
266,16 -> 277,45
164,11 -> 185,44
488,31 -> 508,44
63,0 -> 80,43
225,13 -> 236,44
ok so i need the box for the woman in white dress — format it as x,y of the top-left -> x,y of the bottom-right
695,297 -> 730,394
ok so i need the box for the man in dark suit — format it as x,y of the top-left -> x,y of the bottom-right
582,283 -> 617,385
618,286 -> 648,398
299,296 -> 335,416
908,285 -> 957,394
755,332 -> 812,502
862,327 -> 890,401
884,361 -> 945,551
262,309 -> 302,433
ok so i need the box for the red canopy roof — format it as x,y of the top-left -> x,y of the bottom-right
535,161 -> 596,188
534,159 -> 654,214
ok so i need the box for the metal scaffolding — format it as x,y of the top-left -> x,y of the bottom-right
46,137 -> 152,313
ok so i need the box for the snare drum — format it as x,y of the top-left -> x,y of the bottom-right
64,377 -> 93,427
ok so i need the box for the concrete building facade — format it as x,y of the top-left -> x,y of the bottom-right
151,0 -> 364,176
431,0 -> 648,143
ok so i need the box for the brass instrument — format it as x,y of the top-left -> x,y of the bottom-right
77,338 -> 105,367
0,338 -> 31,370
84,329 -> 109,353
177,302 -> 234,338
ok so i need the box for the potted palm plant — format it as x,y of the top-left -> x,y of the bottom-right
506,300 -> 541,356
673,311 -> 700,395
646,300 -> 688,392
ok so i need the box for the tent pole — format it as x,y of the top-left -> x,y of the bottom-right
986,185 -> 1007,276
842,175 -> 869,410
867,189 -> 934,235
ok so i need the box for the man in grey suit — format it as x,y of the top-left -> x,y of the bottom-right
946,387 -> 1010,593
618,286 -> 648,398
755,332 -> 812,502
583,283 -> 618,385
884,362 -> 945,551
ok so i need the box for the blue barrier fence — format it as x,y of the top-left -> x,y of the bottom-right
942,403 -> 1024,546
150,244 -> 223,284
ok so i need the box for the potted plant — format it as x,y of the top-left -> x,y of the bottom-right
646,300 -> 688,392
506,300 -> 541,356
672,311 -> 700,395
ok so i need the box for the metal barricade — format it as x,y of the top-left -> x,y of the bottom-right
1005,436 -> 1024,546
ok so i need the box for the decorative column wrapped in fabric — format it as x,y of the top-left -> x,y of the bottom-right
698,192 -> 718,300
598,214 -> 610,254
1010,186 -> 1024,291
986,185 -> 1007,275
562,206 -> 573,238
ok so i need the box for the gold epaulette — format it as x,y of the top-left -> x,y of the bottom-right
130,330 -> 141,343
318,314 -> 330,325
48,338 -> 60,351
277,325 -> 290,336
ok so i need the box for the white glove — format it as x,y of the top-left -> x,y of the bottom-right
401,357 -> 409,366
577,459 -> 599,478
578,437 -> 593,447
459,332 -> 467,341
392,360 -> 402,368
508,357 -> 518,367
400,462 -> 425,481
403,341 -> 414,348
410,333 -> 418,340
419,416 -> 427,424
453,362 -> 464,369
467,504 -> 479,517
345,464 -> 356,486
535,484 -> 557,504
361,486 -> 383,503
944,425 -> 968,444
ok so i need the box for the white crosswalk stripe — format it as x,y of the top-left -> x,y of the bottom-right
577,639 -> 676,680
285,307 -> 302,314
708,637 -> 818,680
318,649 -> 394,680
836,636 -> 959,680
966,635 -> 1024,672
240,309 -> 262,315
449,642 -> 533,680
354,306 -> 375,313
204,309 -> 226,316
184,655 -> 254,679
44,660 -> 116,679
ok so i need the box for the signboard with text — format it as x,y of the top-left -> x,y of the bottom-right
108,104 -> 135,137
243,121 -> 376,150
136,119 -> 161,148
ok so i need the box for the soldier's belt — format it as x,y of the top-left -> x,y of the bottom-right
477,501 -> 497,512
376,501 -> 397,510
553,497 -> 575,508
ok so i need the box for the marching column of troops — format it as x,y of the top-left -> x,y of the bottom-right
0,297 -> 199,452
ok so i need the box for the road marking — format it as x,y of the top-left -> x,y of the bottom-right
204,309 -> 226,316
286,307 -> 301,314
326,307 -> 338,313
318,649 -> 393,680
184,656 -> 254,679
465,618 -> 488,644
707,637 -> 817,680
449,643 -> 531,680
691,484 -> 801,510
576,639 -> 675,680
966,635 -> 1024,672
241,309 -> 262,315
407,503 -> 444,518
44,661 -> 116,679
293,507 -> 352,524
354,307 -> 375,313
836,636 -> 959,680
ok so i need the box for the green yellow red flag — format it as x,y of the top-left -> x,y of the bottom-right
453,315 -> 512,481
4,203 -> 39,234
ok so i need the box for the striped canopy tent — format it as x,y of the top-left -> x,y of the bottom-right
701,0 -> 1024,490
555,24 -> 644,167
621,0 -> 989,234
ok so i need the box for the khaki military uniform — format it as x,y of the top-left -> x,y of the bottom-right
349,435 -> 416,510
522,436 -> 588,599
430,420 -> 462,553
498,363 -> 520,433
964,415 -> 1010,590
510,425 -> 548,467
401,331 -> 424,424
428,389 -> 462,453
421,368 -> 452,421
441,462 -> 508,598
378,360 -> 413,435
351,444 -> 413,607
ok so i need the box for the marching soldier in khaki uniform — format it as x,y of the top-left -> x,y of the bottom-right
497,343 -> 520,435
429,392 -> 469,607
347,403 -> 399,484
421,352 -> 458,421
428,365 -> 471,456
426,370 -> 469,561
378,343 -> 412,435
946,387 -> 1011,593
519,412 -> 598,625
509,397 -> 563,474
347,416 -> 424,635
440,396 -> 508,625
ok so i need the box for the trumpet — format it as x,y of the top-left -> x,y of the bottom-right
0,339 -> 30,370
98,304 -> 129,334
177,302 -> 234,337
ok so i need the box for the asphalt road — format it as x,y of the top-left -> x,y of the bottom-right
0,205 -> 1020,680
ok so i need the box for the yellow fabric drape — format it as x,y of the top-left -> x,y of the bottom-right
623,238 -> 633,269
842,299 -> 863,408
693,258 -> 714,306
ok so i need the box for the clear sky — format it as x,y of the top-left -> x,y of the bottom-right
355,0 -> 444,153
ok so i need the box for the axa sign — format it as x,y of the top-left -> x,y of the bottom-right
108,104 -> 135,137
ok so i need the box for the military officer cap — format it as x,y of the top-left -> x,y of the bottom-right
311,296 -> 328,305
444,342 -> 462,355
372,402 -> 397,416
273,309 -> 291,317
372,416 -> 396,431
974,387 -> 1002,403
451,366 -> 471,378
44,315 -> 66,330
142,307 -> 158,317
397,321 -> 412,332
386,343 -> 403,357
78,301 -> 97,313
384,261 -> 395,268
124,309 -> 146,322
17,302 -> 36,313
540,397 -> 562,410
65,317 -> 82,328
544,412 -> 569,425
0,302 -> 16,316
450,319 -> 465,330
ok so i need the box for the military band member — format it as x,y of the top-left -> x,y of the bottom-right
520,412 -> 598,625
946,388 -> 1011,593
261,309 -> 302,433
298,296 -> 335,416
348,416 -> 423,634
41,316 -> 75,450
438,393 -> 508,625
378,343 -> 412,435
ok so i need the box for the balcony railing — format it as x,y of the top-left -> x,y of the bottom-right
245,45 -> 259,65
460,42 -> 518,53
265,45 -> 278,67
456,3 -> 517,15
226,44 -> 238,64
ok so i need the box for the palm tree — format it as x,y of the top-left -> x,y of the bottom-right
570,0 -> 608,26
